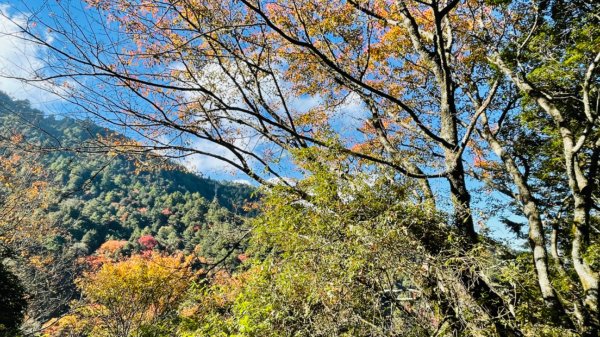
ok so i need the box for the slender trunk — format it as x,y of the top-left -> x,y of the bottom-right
572,196 -> 600,334
550,222 -> 567,276
562,135 -> 599,333
481,124 -> 571,326
446,162 -> 476,240
492,54 -> 599,332
439,78 -> 476,241
397,1 -> 476,241
435,5 -> 475,241
397,7 -> 519,334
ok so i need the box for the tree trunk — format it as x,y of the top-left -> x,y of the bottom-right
550,222 -> 567,275
572,196 -> 600,335
481,124 -> 572,326
438,77 -> 476,241
446,163 -> 476,240
491,54 -> 599,332
559,130 -> 598,334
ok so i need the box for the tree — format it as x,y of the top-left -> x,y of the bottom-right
221,156 -> 445,336
0,103 -> 77,332
0,262 -> 27,337
47,253 -> 193,337
138,234 -> 159,251
2,0 -> 599,335
179,152 -> 574,336
0,91 -> 255,333
480,0 -> 600,332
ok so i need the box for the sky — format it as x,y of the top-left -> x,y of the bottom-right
0,3 -> 59,106
0,1 -> 260,180
0,0 -> 526,244
0,0 -> 370,181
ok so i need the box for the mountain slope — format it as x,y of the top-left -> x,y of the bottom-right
0,91 -> 254,325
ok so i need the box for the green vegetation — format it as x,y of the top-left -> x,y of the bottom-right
0,92 -> 253,330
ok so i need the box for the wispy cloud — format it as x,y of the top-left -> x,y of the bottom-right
0,4 -> 59,106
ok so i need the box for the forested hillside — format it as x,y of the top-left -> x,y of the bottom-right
0,92 -> 254,333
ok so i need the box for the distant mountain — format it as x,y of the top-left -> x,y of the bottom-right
0,91 -> 254,255
0,91 -> 256,326
0,92 -> 254,206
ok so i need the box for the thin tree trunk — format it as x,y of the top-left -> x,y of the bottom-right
396,0 -> 476,241
480,120 -> 572,326
446,163 -> 476,240
558,130 -> 598,334
550,222 -> 567,276
491,53 -> 599,333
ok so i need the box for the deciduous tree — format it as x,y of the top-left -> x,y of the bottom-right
47,253 -> 193,337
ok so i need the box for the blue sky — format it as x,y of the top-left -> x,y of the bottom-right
0,0 -> 527,245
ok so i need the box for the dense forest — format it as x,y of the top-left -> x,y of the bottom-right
0,92 -> 255,334
0,0 -> 599,336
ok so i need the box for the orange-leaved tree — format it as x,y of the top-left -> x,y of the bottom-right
45,253 -> 194,337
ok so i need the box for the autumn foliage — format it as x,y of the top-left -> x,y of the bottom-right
138,234 -> 158,250
46,253 -> 193,337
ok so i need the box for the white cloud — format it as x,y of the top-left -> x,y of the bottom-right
168,58 -> 368,177
178,134 -> 264,178
339,92 -> 366,117
170,61 -> 274,173
288,91 -> 367,132
181,140 -> 238,173
330,91 -> 368,130
149,132 -> 240,174
289,94 -> 322,112
0,4 -> 59,106
232,179 -> 253,186
267,176 -> 297,186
